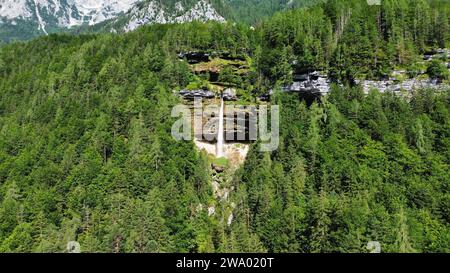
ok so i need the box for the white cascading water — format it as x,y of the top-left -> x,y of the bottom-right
216,96 -> 225,158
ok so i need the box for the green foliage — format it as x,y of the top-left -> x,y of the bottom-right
0,0 -> 448,254
407,62 -> 425,79
427,60 -> 450,81
213,157 -> 229,168
214,0 -> 321,25
236,87 -> 450,253
0,30 -> 212,253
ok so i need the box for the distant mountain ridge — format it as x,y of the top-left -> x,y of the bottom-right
0,0 -> 138,41
0,0 -> 318,42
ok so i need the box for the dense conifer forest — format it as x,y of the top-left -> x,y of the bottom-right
0,0 -> 448,252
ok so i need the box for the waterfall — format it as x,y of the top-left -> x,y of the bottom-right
216,96 -> 225,158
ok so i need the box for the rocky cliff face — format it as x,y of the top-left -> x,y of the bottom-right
121,0 -> 225,32
0,0 -> 138,39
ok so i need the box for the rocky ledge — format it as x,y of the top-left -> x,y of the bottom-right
178,88 -> 237,101
357,78 -> 450,94
282,71 -> 331,95
179,89 -> 215,99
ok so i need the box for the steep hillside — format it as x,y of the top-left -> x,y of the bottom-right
219,0 -> 322,24
0,0 -> 319,41
0,0 -> 449,253
94,0 -> 321,33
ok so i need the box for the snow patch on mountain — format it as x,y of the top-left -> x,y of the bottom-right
33,0 -> 48,34
70,0 -> 137,26
0,0 -> 32,19
0,0 -> 138,29
0,0 -> 226,41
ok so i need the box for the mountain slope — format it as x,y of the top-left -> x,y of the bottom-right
0,0 -> 138,41
96,0 -> 321,33
118,0 -> 226,32
0,0 -> 319,41
0,0 -> 448,254
218,0 -> 322,24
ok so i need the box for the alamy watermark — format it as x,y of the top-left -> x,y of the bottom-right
171,98 -> 279,152
367,0 -> 381,5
